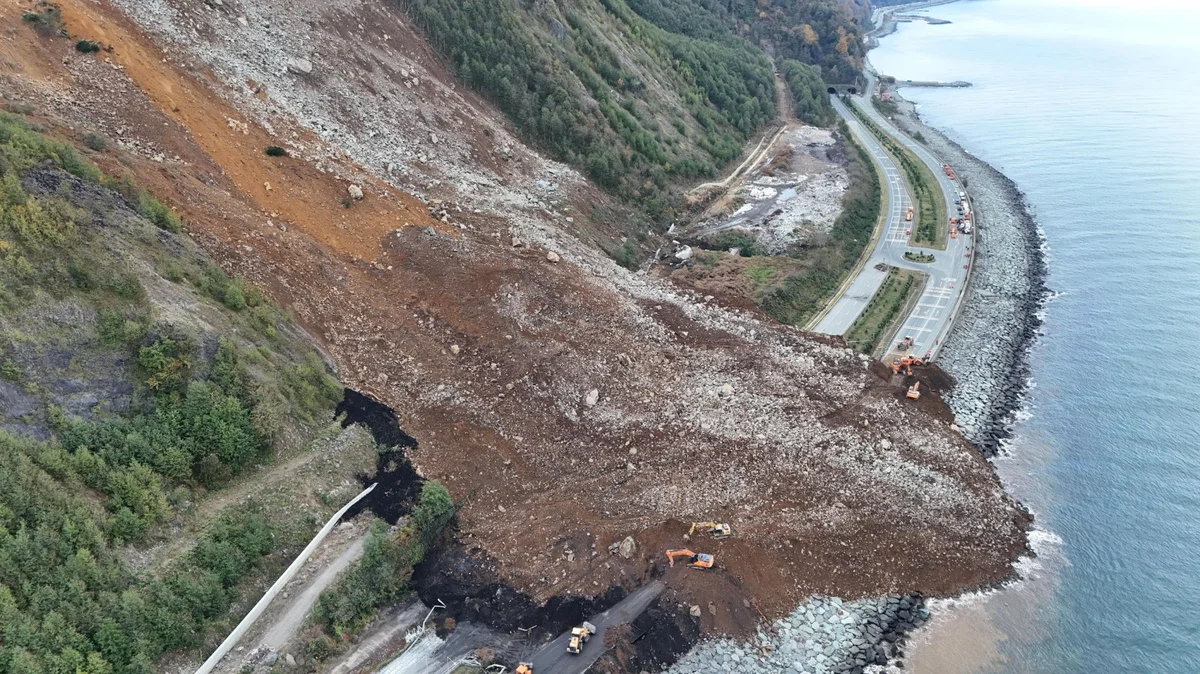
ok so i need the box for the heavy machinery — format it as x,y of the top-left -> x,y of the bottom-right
666,549 -> 715,569
942,163 -> 956,180
566,621 -> 596,654
897,336 -> 914,351
905,206 -> 914,222
907,381 -> 922,400
515,666 -> 533,674
890,355 -> 925,375
688,521 -> 731,539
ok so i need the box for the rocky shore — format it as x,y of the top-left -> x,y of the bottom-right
666,595 -> 930,674
886,97 -> 1049,455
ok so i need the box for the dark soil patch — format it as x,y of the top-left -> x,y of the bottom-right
586,596 -> 700,673
412,539 -> 628,641
337,388 -> 423,524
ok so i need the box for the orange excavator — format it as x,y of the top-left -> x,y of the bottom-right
891,355 -> 925,375
666,549 -> 715,569
516,665 -> 534,674
907,381 -> 922,400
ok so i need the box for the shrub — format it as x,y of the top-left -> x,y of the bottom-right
612,240 -> 640,270
82,132 -> 107,151
136,192 -> 181,232
75,40 -> 101,54
222,282 -> 247,311
264,145 -> 287,157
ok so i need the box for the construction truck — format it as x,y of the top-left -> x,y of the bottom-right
515,665 -> 533,674
907,381 -> 922,400
566,621 -> 596,655
905,206 -> 914,222
897,336 -> 914,351
666,549 -> 715,569
688,522 -> 732,539
890,355 -> 925,376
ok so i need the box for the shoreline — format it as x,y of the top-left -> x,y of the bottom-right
856,2 -> 1052,670
884,94 -> 1050,455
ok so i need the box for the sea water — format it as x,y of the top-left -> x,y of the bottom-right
871,0 -> 1200,671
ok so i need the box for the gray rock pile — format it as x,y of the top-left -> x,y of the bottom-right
666,596 -> 928,674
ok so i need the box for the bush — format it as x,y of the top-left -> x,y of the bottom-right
612,240 -> 640,270
264,145 -> 288,157
75,40 -> 101,53
223,281 -> 247,310
82,132 -> 107,151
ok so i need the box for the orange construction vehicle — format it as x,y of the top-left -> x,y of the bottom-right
890,355 -> 925,376
897,336 -> 914,351
905,206 -> 914,222
666,549 -> 715,569
907,381 -> 922,400
942,163 -> 956,180
950,222 -> 958,239
516,665 -> 534,674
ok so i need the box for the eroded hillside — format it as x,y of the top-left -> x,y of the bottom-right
1,0 -> 1026,647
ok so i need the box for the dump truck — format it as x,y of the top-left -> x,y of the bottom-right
566,621 -> 597,655
515,665 -> 534,674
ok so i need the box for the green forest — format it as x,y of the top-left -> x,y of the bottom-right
0,112 -> 350,673
782,59 -> 836,126
399,0 -> 776,221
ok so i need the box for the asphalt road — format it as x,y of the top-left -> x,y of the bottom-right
525,581 -> 666,674
814,70 -> 974,361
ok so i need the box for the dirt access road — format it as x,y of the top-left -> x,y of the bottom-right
525,581 -> 666,674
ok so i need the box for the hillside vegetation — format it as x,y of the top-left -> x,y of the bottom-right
400,0 -> 776,220
0,113 -> 357,673
398,0 -> 866,219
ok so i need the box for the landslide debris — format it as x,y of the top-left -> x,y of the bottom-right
3,0 -> 1029,638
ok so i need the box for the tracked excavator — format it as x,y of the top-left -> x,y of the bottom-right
515,666 -> 533,674
688,521 -> 732,539
890,355 -> 925,376
907,381 -> 922,400
666,549 -> 715,569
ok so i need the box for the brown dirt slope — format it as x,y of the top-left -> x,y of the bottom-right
1,0 -> 1027,628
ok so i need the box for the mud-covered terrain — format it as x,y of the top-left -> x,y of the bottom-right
0,0 -> 1027,644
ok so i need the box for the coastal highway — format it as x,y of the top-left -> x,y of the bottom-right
813,94 -> 909,337
815,72 -> 973,361
855,66 -> 973,359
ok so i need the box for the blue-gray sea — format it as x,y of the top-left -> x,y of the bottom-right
872,0 -> 1200,671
